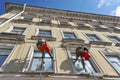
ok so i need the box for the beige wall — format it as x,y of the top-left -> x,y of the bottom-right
0,10 -> 120,77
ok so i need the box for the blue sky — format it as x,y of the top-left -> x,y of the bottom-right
0,0 -> 120,16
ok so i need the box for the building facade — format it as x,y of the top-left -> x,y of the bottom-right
0,3 -> 120,80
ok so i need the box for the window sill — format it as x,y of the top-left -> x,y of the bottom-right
13,19 -> 33,24
95,28 -> 109,32
89,41 -> 112,46
36,22 -> 52,26
62,38 -> 84,42
62,38 -> 85,47
77,26 -> 91,30
0,32 -> 25,44
31,36 -> 56,41
59,24 -> 74,28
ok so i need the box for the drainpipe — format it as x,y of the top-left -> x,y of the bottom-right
0,4 -> 27,27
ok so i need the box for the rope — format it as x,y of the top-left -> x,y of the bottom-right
80,0 -> 86,12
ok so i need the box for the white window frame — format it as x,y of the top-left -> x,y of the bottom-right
23,46 -> 56,73
35,28 -> 54,38
66,47 -> 104,76
0,44 -> 16,71
61,31 -> 78,39
99,50 -> 120,74
4,26 -> 27,35
107,35 -> 120,44
85,33 -> 102,41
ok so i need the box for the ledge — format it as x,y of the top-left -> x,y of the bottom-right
89,41 -> 112,46
31,36 -> 56,41
62,38 -> 85,47
0,32 -> 25,44
95,28 -> 109,32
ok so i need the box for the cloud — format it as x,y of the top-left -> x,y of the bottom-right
115,6 -> 120,16
97,0 -> 107,8
97,0 -> 120,8
110,6 -> 120,17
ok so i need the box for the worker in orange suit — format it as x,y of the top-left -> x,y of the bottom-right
73,45 -> 89,70
36,40 -> 53,62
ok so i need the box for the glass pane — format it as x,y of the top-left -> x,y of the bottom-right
85,60 -> 96,73
31,58 -> 41,71
74,61 -> 85,72
87,34 -> 100,41
34,51 -> 42,57
10,27 -> 25,35
109,36 -> 120,43
112,63 -> 120,72
39,30 -> 52,37
0,56 -> 8,66
107,56 -> 120,62
0,49 -> 11,55
64,32 -> 76,39
44,58 -> 53,71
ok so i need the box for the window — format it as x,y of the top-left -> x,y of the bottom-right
0,44 -> 14,69
71,52 -> 96,73
0,49 -> 12,66
106,55 -> 120,73
59,20 -> 69,26
63,32 -> 77,39
39,30 -> 52,38
77,23 -> 84,27
10,27 -> 26,35
41,18 -> 51,24
86,34 -> 101,41
30,51 -> 53,71
108,36 -> 120,43
5,26 -> 26,35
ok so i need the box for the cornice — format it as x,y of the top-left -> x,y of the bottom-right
5,3 -> 120,23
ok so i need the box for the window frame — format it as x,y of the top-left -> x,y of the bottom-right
0,44 -> 16,71
31,28 -> 56,41
84,33 -> 112,46
23,46 -> 56,73
62,31 -> 77,39
99,50 -> 120,74
107,35 -> 120,46
4,26 -> 27,35
66,47 -> 104,75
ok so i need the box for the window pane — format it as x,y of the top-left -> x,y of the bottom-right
112,63 -> 120,72
44,58 -> 53,71
39,30 -> 52,37
10,27 -> 25,35
87,34 -> 100,41
31,58 -> 41,71
33,51 -> 42,57
109,36 -> 120,43
71,53 -> 96,73
0,48 -> 12,66
31,50 -> 53,71
0,49 -> 11,55
0,56 -> 8,66
63,32 -> 76,39
107,56 -> 120,72
107,56 -> 120,62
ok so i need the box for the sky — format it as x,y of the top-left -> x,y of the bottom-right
0,0 -> 120,17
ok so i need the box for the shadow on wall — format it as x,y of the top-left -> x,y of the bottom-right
3,59 -> 25,72
60,58 -> 74,73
